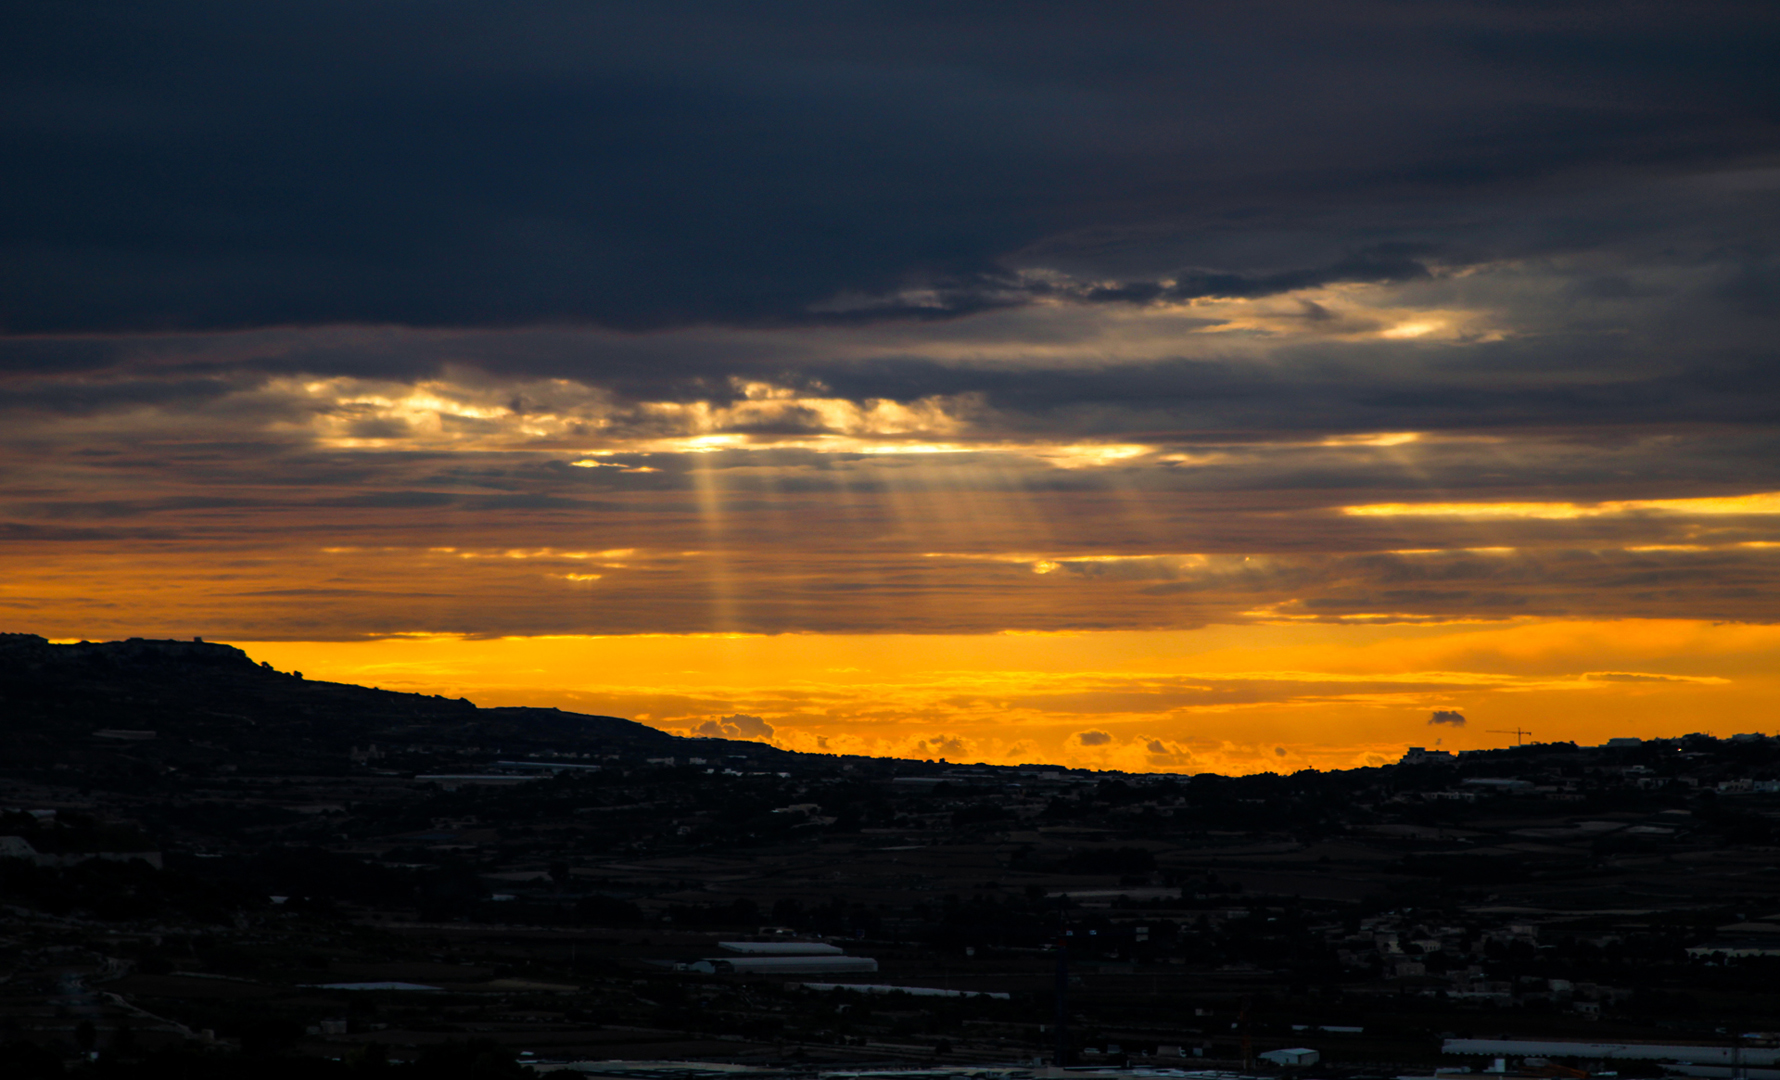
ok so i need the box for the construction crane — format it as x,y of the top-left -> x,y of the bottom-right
1488,727 -> 1535,745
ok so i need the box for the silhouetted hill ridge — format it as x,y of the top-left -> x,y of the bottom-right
0,633 -> 700,773
5,633 -> 1746,779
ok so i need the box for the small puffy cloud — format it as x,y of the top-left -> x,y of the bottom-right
691,713 -> 775,741
1142,737 -> 1193,765
1075,729 -> 1114,746
916,734 -> 971,759
1429,709 -> 1467,726
1275,746 -> 1287,757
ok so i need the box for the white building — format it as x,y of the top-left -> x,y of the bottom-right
718,941 -> 843,955
1259,1048 -> 1321,1066
1401,747 -> 1455,765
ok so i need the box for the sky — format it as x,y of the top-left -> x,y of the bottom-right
6,3 -> 1780,771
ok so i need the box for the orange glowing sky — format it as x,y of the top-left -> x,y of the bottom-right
8,8 -> 1780,771
10,306 -> 1780,771
8,314 -> 1780,773
223,619 -> 1780,774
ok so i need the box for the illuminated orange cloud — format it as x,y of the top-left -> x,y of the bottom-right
1343,492 -> 1780,519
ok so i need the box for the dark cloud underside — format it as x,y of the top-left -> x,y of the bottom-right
3,2 -> 1779,333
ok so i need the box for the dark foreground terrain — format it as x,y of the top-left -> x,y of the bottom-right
3,633 -> 1779,1079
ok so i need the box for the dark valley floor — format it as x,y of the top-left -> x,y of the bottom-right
3,635 -> 1779,1078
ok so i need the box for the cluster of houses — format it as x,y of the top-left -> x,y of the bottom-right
1398,734 -> 1780,800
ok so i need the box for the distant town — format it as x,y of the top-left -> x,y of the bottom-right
4,634 -> 1779,1077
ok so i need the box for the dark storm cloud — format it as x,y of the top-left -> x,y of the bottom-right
0,337 -> 128,375
0,376 -> 240,415
1076,247 -> 1436,306
0,522 -> 181,542
15,496 -> 264,520
3,2 -> 1778,335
